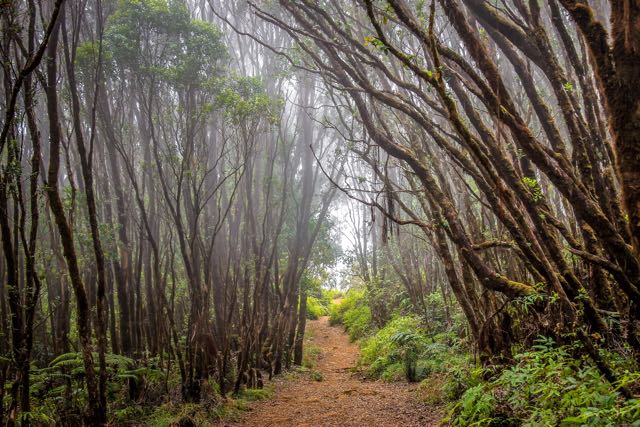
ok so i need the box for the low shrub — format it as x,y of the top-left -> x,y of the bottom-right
417,373 -> 447,405
329,289 -> 372,341
360,316 -> 427,382
144,386 -> 273,425
448,337 -> 640,426
342,305 -> 372,341
306,296 -> 329,319
325,289 -> 344,300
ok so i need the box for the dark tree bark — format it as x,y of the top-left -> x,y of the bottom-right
42,18 -> 104,425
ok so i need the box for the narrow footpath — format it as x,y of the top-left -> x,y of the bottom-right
225,316 -> 442,426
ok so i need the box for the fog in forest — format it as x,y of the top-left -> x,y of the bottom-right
1,1 -> 640,425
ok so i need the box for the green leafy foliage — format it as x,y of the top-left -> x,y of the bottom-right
139,382 -> 273,425
303,278 -> 335,320
74,41 -> 114,83
18,352 -> 166,425
329,289 -> 372,341
361,316 -> 426,381
307,296 -> 330,319
216,75 -> 282,123
448,338 -> 640,426
363,35 -> 388,52
521,177 -> 543,202
358,315 -> 469,385
105,0 -> 226,86
311,370 -> 324,382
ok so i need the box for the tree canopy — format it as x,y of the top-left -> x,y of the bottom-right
1,0 -> 639,425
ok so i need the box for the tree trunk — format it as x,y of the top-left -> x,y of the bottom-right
293,288 -> 307,366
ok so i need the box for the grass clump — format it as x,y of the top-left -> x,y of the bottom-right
311,370 -> 324,382
302,345 -> 323,369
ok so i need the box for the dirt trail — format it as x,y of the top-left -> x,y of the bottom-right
225,316 -> 442,426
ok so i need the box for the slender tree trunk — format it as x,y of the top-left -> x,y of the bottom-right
42,20 -> 103,424
61,15 -> 108,420
293,288 -> 307,366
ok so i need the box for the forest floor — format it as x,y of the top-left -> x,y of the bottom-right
220,315 -> 442,426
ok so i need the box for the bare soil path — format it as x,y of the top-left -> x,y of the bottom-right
224,316 -> 442,426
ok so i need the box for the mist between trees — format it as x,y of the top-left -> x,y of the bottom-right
1,0 -> 639,425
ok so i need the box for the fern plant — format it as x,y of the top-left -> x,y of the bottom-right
449,337 -> 640,426
390,331 -> 423,382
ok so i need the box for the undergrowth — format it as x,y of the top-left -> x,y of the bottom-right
447,337 -> 640,426
307,288 -> 342,319
307,296 -> 330,319
331,288 -> 469,386
330,289 -> 640,426
9,350 -> 274,425
143,387 -> 273,426
329,289 -> 371,341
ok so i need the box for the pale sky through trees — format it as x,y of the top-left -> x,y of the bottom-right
1,1 -> 640,425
